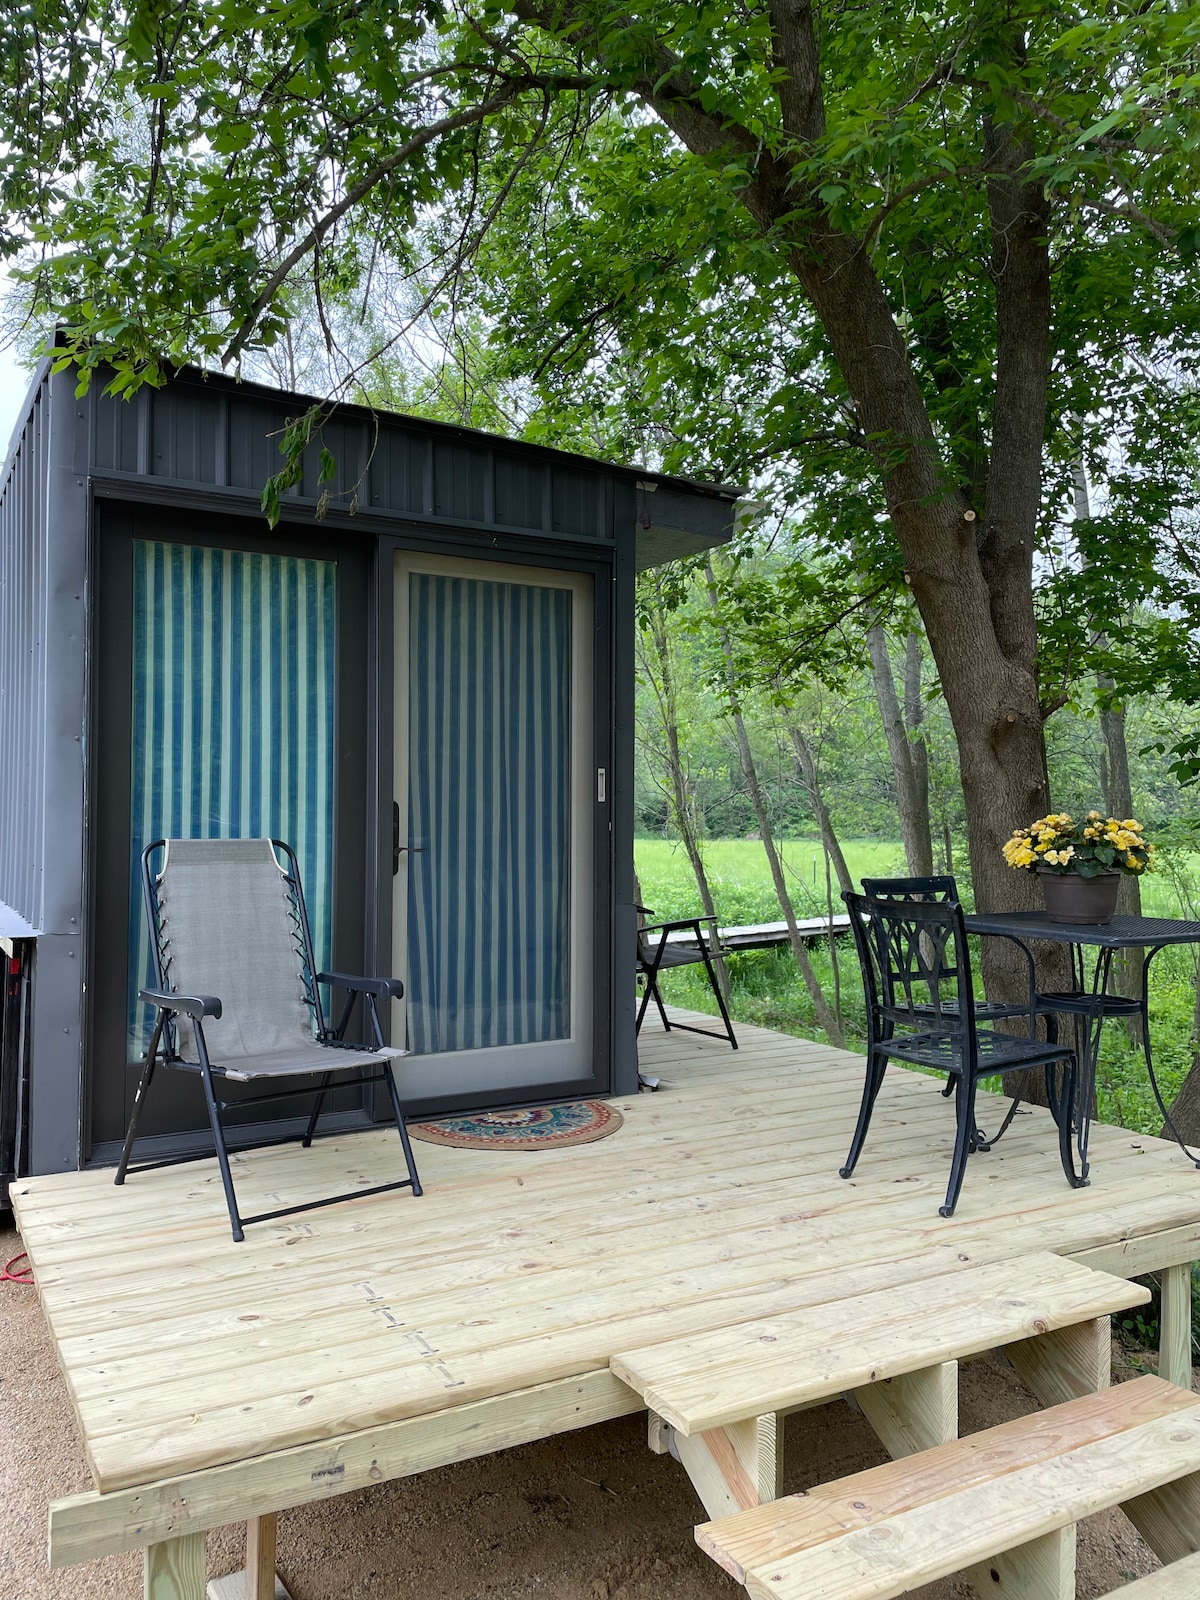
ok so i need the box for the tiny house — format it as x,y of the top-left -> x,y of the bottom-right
0,360 -> 737,1178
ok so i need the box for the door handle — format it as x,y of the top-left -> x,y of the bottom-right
393,803 -> 425,874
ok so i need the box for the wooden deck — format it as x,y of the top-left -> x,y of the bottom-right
12,1012 -> 1200,1582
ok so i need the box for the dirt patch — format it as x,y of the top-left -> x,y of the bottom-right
0,1222 -> 1167,1599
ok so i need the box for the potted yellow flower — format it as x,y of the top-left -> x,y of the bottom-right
1002,812 -> 1153,924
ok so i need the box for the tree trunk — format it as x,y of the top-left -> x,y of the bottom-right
1100,691 -> 1145,1002
903,630 -> 932,856
706,563 -> 843,1044
786,720 -> 853,896
823,843 -> 844,1037
614,15 -> 1067,1014
1075,462 -> 1143,1009
637,590 -> 730,1004
866,625 -> 934,878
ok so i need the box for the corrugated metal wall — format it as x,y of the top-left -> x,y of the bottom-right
0,379 -> 50,931
91,379 -> 612,542
0,362 -> 731,1168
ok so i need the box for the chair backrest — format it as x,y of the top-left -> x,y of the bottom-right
843,888 -> 977,1048
860,875 -> 960,902
143,838 -> 324,1063
634,900 -> 654,966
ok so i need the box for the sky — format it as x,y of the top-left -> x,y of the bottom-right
0,341 -> 33,460
0,263 -> 36,459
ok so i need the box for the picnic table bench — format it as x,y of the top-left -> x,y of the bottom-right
660,914 -> 851,952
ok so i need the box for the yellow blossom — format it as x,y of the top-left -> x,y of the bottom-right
1003,808 -> 1147,874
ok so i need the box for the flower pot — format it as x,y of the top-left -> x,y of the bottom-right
1037,867 -> 1122,925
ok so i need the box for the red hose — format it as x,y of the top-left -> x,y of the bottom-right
1,1252 -> 32,1284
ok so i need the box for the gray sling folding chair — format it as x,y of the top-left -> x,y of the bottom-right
116,838 -> 422,1240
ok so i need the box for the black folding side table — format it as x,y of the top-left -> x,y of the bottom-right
964,911 -> 1200,1182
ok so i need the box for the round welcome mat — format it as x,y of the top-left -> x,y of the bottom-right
409,1100 -> 623,1151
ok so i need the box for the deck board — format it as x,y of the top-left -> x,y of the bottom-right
13,1013 -> 1200,1495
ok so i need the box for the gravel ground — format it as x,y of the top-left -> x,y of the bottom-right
0,1221 -> 1166,1600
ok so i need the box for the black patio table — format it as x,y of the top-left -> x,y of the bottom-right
964,911 -> 1200,1181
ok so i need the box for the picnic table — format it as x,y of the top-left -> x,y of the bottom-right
965,911 -> 1200,1179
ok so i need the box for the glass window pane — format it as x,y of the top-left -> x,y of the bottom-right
406,572 -> 572,1054
127,542 -> 336,1058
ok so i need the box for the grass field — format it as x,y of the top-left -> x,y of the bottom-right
634,835 -> 1195,924
634,837 -> 907,924
635,835 -> 1200,1140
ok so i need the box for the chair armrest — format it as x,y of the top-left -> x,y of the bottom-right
317,971 -> 405,1001
138,988 -> 222,1020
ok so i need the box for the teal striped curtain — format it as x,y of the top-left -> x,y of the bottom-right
128,542 -> 336,1057
406,573 -> 571,1054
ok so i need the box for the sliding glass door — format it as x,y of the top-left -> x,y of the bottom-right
392,554 -> 594,1099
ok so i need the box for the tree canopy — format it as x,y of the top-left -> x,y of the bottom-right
6,0 -> 1200,962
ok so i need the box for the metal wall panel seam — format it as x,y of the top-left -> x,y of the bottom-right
27,368 -> 88,1172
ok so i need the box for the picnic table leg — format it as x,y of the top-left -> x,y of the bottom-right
144,1532 -> 205,1600
1161,1262 -> 1195,1391
749,1412 -> 784,1504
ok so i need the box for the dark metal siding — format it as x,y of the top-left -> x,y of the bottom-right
0,359 -> 735,1173
302,410 -> 365,501
227,395 -> 299,492
368,423 -> 427,515
87,371 -> 656,545
92,383 -> 142,474
432,439 -> 488,523
0,366 -> 90,1173
0,381 -> 50,930
552,465 -> 602,539
495,453 -> 546,530
149,384 -> 221,484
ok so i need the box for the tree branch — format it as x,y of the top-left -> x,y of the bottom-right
767,0 -> 825,142
222,75 -> 593,364
513,0 -> 784,221
862,166 -> 981,248
1072,188 -> 1177,248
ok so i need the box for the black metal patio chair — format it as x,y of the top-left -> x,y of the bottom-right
841,887 -> 1082,1216
861,876 -> 1037,1028
862,874 -> 1038,1101
116,838 -> 423,1241
635,906 -> 738,1052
